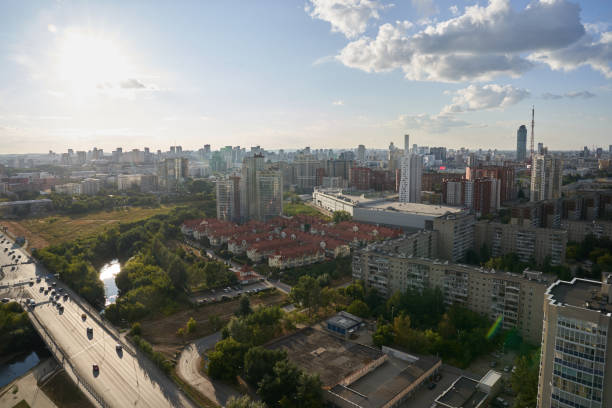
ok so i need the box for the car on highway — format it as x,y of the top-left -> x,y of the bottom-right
92,364 -> 99,373
2,298 -> 10,303
116,344 -> 122,352
36,277 -> 41,283
87,327 -> 93,335
63,294 -> 69,300
81,313 -> 87,320
39,287 -> 44,292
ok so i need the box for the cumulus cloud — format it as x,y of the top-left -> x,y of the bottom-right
120,78 -> 147,89
449,5 -> 459,16
334,0 -> 593,82
306,0 -> 387,39
332,99 -> 345,106
443,84 -> 530,113
528,31 -> 612,78
393,112 -> 470,133
542,90 -> 596,99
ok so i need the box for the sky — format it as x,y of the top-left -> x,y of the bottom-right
0,0 -> 611,154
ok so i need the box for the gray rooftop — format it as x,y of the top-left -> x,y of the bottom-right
548,278 -> 612,314
435,376 -> 487,408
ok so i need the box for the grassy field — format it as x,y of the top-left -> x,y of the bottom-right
283,202 -> 329,219
2,206 -> 178,248
139,290 -> 287,358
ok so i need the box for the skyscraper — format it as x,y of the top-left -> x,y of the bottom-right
357,144 -> 366,163
530,154 -> 562,202
216,175 -> 241,222
399,153 -> 423,203
516,125 -> 527,161
238,154 -> 283,222
404,134 -> 410,153
158,157 -> 188,191
537,275 -> 612,408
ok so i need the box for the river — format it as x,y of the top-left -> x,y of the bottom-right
99,259 -> 120,306
0,351 -> 42,388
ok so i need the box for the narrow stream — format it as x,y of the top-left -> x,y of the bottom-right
99,259 -> 120,306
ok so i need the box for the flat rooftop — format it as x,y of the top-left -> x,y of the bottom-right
327,311 -> 363,330
435,376 -> 487,408
330,354 -> 440,408
548,278 -> 612,314
360,201 -> 463,217
266,327 -> 384,388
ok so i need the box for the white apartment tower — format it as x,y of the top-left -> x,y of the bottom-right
531,154 -> 562,202
399,135 -> 423,203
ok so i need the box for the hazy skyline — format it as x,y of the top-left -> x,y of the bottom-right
1,0 -> 611,154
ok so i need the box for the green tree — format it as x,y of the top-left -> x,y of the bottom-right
332,210 -> 352,223
186,317 -> 197,334
347,299 -> 370,318
226,396 -> 267,408
296,372 -> 323,408
511,350 -> 540,408
207,338 -> 248,381
238,294 -> 252,317
290,276 -> 322,316
258,360 -> 301,408
243,347 -> 287,386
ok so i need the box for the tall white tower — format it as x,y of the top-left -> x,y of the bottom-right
399,153 -> 423,203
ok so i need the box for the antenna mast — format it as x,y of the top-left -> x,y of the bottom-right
530,105 -> 535,160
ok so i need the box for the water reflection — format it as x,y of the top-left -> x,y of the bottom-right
0,351 -> 40,388
100,259 -> 120,306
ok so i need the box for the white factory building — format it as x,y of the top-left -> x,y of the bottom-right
312,188 -> 463,229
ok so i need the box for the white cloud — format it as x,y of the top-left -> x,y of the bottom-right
332,99 -> 345,106
335,0 -> 589,82
443,84 -> 530,113
449,5 -> 459,16
542,90 -> 596,99
392,112 -> 471,133
411,0 -> 438,17
528,31 -> 612,78
306,0 -> 387,39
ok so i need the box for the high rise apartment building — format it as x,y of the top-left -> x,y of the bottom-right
216,175 -> 241,222
256,170 -> 283,222
517,125 -> 527,162
475,220 -> 567,265
293,153 -> 322,191
158,157 -> 188,191
531,154 -> 562,202
399,154 -> 423,203
537,275 -> 612,408
352,237 -> 553,343
357,145 -> 366,163
430,212 -> 476,262
238,154 -> 283,222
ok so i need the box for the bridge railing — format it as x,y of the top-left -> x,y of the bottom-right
26,304 -> 110,408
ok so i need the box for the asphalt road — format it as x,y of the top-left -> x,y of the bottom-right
0,234 -> 194,408
177,331 -> 239,406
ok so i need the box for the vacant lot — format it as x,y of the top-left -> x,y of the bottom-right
2,206 -> 178,248
140,290 -> 287,358
41,371 -> 95,408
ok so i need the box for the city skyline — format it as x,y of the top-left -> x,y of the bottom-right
1,0 -> 612,154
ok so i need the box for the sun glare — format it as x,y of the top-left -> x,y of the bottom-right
57,30 -> 131,94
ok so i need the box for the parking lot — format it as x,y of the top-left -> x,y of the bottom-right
189,280 -> 272,304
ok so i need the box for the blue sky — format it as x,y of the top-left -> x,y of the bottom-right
1,0 -> 611,153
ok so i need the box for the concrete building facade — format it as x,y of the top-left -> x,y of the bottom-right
537,276 -> 612,408
353,239 -> 553,343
